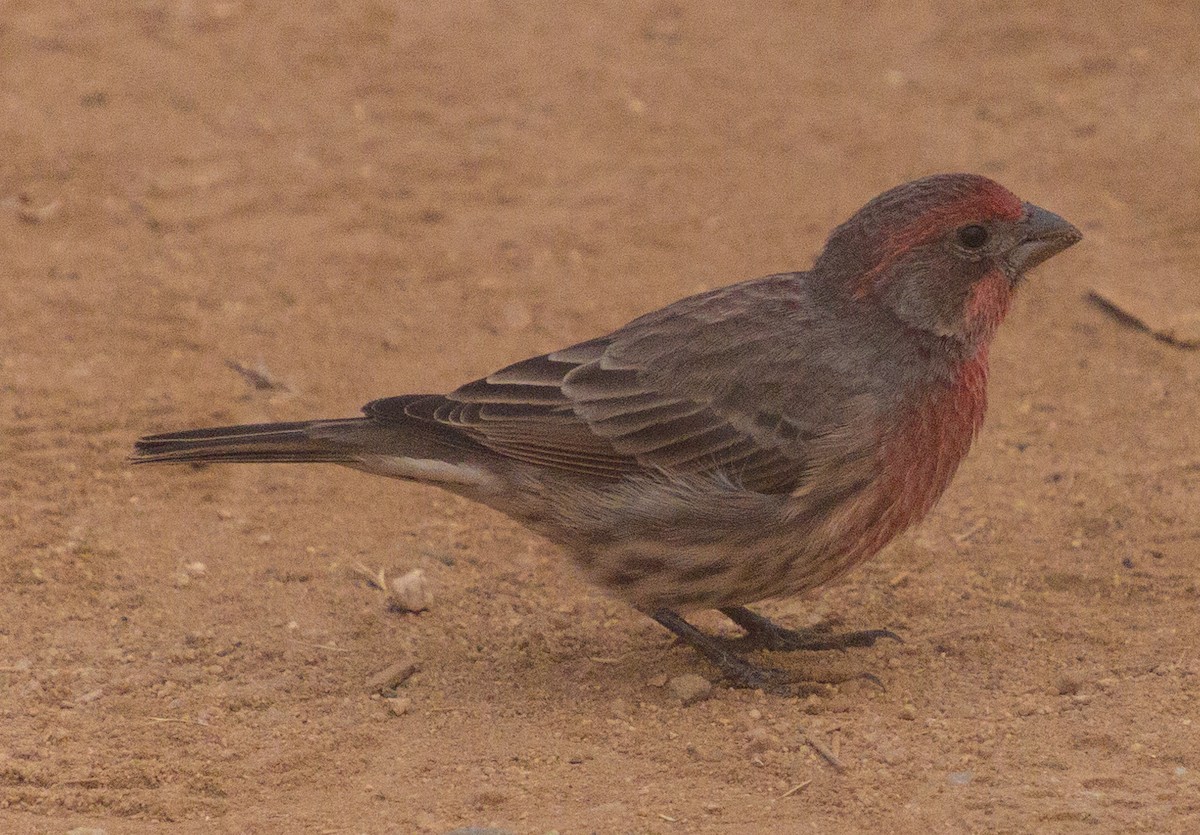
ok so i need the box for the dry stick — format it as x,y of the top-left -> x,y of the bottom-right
799,725 -> 846,773
780,779 -> 813,798
953,518 -> 988,544
147,717 -> 214,728
296,641 -> 351,653
225,359 -> 287,391
352,563 -> 387,591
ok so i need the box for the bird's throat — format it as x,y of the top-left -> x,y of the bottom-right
876,345 -> 990,535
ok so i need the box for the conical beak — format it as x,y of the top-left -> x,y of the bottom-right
1010,202 -> 1083,274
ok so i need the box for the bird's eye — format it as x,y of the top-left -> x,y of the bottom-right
956,224 -> 989,249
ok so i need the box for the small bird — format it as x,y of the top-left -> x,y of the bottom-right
134,173 -> 1081,689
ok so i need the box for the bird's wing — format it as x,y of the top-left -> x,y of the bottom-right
366,276 -> 872,495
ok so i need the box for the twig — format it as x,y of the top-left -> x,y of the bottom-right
147,717 -> 213,728
1087,288 -> 1200,349
365,658 -> 420,694
225,359 -> 288,391
780,779 -> 813,798
352,562 -> 387,591
800,727 -> 846,773
953,518 -> 988,544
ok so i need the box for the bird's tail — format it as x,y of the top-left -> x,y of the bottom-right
132,419 -> 366,465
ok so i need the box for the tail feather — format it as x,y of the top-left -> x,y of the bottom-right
132,419 -> 362,465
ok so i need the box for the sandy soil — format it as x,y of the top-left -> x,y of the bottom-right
3,1 -> 1200,832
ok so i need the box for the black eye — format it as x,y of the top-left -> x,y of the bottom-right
957,224 -> 989,249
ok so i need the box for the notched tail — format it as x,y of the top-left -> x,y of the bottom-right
132,419 -> 364,465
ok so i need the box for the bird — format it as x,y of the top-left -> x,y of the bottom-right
133,173 -> 1081,689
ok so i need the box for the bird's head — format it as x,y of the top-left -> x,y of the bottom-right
817,173 -> 1082,349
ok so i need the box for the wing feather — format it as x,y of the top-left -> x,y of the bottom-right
367,347 -> 811,493
364,276 -> 870,494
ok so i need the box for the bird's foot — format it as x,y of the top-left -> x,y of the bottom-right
646,607 -> 882,696
718,606 -> 901,653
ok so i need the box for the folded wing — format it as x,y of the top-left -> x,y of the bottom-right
366,277 -> 867,495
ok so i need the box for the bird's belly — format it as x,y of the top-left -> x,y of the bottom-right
570,470 -> 954,611
541,480 -> 883,611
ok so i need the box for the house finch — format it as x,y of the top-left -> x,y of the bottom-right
134,173 -> 1081,689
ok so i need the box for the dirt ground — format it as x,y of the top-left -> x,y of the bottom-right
3,1 -> 1199,832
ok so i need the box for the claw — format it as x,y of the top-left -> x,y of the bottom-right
718,606 -> 902,652
647,607 -> 896,695
852,671 -> 887,692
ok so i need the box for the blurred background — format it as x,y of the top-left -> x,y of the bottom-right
2,2 -> 1198,831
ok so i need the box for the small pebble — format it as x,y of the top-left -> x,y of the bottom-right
745,727 -> 781,753
385,696 -> 410,716
669,673 -> 713,705
1054,675 -> 1082,696
899,704 -> 917,721
948,771 -> 974,786
388,568 -> 433,612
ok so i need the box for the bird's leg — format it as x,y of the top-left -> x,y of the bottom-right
718,606 -> 901,652
646,608 -> 795,692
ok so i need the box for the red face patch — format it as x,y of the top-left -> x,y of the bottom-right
852,175 -> 1024,299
